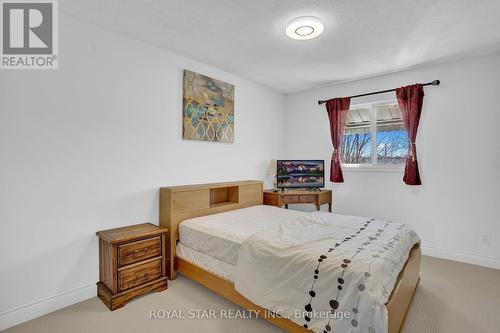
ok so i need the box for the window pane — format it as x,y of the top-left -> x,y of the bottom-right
376,104 -> 408,165
342,108 -> 372,164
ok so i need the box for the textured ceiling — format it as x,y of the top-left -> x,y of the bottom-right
63,0 -> 500,93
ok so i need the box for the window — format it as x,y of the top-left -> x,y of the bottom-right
342,108 -> 372,164
342,102 -> 408,168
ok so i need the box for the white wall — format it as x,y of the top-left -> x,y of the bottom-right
0,14 -> 284,329
284,52 -> 500,269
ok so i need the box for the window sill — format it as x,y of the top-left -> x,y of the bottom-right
341,165 -> 404,173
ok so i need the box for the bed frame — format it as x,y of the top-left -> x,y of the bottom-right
160,181 -> 420,333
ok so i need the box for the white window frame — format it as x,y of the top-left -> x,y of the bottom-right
342,99 -> 405,172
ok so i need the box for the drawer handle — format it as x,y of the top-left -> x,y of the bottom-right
133,248 -> 149,256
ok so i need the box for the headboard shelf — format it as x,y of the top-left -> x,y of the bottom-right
210,186 -> 238,207
159,180 -> 263,279
209,201 -> 239,209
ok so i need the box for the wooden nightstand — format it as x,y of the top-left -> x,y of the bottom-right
96,223 -> 168,310
263,189 -> 332,212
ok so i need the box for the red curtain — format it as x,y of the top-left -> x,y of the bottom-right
396,84 -> 425,185
326,98 -> 351,183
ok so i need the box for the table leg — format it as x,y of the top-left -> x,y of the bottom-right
328,203 -> 332,212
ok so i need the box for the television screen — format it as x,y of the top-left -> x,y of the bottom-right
276,160 -> 324,189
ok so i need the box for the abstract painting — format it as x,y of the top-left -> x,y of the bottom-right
183,70 -> 234,143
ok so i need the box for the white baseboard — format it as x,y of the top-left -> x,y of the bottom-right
422,245 -> 500,270
0,283 -> 96,331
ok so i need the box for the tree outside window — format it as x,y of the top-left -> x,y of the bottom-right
342,103 -> 408,166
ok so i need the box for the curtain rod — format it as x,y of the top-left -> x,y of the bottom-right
317,80 -> 440,105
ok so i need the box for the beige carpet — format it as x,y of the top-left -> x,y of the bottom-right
4,256 -> 500,333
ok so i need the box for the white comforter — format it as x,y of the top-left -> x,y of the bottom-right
234,212 -> 420,333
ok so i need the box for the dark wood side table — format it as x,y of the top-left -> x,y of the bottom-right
96,223 -> 168,310
263,189 -> 332,212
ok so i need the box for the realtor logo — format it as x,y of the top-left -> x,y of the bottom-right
1,0 -> 58,69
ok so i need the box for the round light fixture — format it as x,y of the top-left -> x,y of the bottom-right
286,16 -> 324,40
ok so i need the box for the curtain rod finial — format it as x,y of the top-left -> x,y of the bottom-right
432,80 -> 440,86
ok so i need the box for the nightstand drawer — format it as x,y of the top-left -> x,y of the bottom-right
118,236 -> 161,267
118,259 -> 162,291
263,193 -> 279,206
299,195 -> 315,203
282,195 -> 299,204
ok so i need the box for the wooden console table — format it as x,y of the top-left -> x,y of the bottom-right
263,189 -> 332,212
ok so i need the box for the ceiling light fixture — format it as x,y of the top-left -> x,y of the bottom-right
286,16 -> 324,40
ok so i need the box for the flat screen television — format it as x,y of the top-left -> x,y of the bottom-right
276,160 -> 324,189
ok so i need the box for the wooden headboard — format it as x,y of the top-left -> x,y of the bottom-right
159,180 -> 263,279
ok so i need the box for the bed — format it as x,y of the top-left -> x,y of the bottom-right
160,181 -> 420,333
